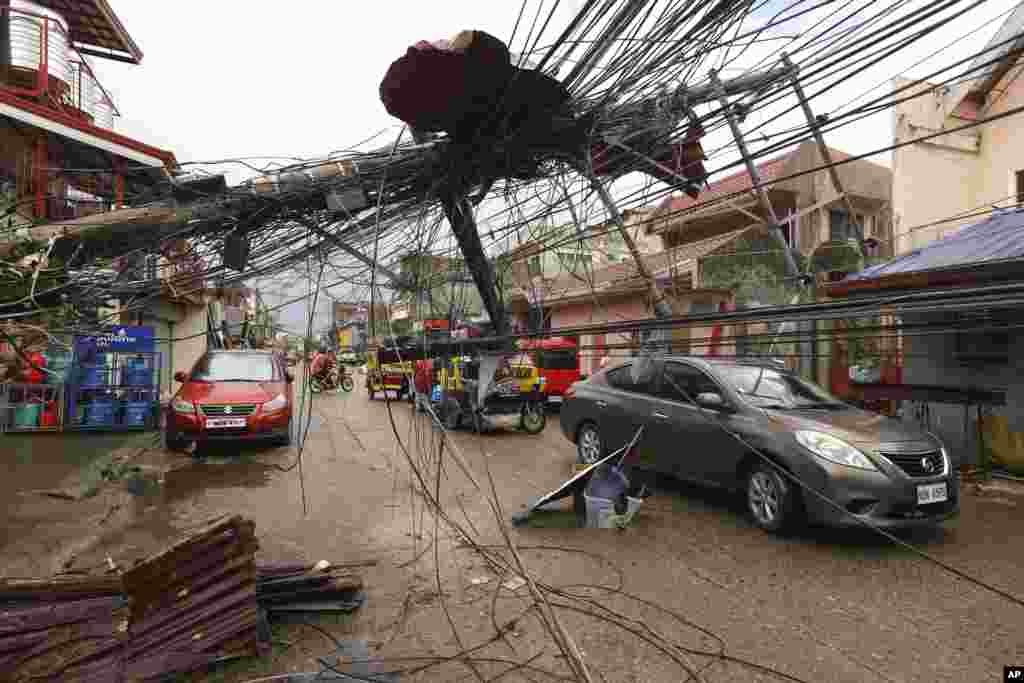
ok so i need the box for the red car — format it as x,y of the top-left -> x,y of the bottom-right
166,350 -> 294,451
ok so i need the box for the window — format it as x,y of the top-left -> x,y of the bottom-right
656,362 -> 720,403
829,209 -> 853,241
527,255 -> 542,278
557,252 -> 592,271
192,353 -> 278,382
715,364 -> 841,408
606,364 -> 655,394
534,349 -> 578,370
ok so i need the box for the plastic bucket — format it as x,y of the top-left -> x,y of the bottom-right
584,495 -> 643,529
84,400 -> 114,426
584,495 -> 616,528
13,403 -> 41,427
124,401 -> 151,426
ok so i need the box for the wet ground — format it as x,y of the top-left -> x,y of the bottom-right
2,390 -> 1023,682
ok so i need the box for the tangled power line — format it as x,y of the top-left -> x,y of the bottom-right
3,0 -> 1024,681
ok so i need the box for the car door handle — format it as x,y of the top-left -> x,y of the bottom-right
595,400 -> 608,408
652,412 -> 668,419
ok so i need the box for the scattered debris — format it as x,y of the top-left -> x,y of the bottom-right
511,427 -> 644,527
502,576 -> 527,592
469,576 -> 492,586
36,489 -> 79,502
282,639 -> 399,681
257,563 -> 364,615
0,517 -> 369,681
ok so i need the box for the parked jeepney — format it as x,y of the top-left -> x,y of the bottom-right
366,347 -> 413,400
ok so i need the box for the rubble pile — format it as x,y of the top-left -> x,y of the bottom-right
0,516 -> 366,682
257,561 -> 365,615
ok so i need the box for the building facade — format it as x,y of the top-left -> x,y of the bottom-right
0,1 -> 177,230
891,6 -> 1024,254
829,208 -> 1024,468
651,140 -> 893,280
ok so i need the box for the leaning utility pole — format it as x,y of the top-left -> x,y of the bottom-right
710,68 -> 803,289
441,195 -> 508,338
782,53 -> 868,261
580,67 -> 796,339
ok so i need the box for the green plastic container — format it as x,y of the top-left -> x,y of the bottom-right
13,403 -> 42,427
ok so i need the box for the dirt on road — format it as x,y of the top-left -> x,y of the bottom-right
1,391 -> 1022,682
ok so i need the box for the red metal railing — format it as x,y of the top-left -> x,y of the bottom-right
1,5 -> 119,120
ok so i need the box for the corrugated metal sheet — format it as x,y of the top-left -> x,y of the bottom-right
846,208 -> 1024,282
0,521 -> 370,682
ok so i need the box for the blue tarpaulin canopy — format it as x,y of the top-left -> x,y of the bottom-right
845,207 -> 1024,283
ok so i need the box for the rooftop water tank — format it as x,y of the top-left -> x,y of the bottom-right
6,0 -> 71,88
91,92 -> 115,130
69,61 -> 96,114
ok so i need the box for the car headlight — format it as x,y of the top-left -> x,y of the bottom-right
263,394 -> 287,413
172,398 -> 195,414
795,430 -> 877,471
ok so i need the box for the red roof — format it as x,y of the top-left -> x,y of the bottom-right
658,144 -> 853,216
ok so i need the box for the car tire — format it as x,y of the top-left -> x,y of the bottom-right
367,389 -> 375,400
165,430 -> 191,452
746,461 -> 801,533
442,399 -> 461,431
278,421 -> 292,447
576,422 -> 603,465
520,402 -> 546,434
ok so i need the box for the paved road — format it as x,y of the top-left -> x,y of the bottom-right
22,389 -> 1023,682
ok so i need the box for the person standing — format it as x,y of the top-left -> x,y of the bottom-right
414,358 -> 433,413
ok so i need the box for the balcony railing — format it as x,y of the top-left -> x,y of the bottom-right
0,4 -> 120,127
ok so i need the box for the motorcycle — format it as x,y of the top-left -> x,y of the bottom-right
309,366 -> 354,394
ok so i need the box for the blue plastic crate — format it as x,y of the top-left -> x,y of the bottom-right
84,400 -> 115,426
81,365 -> 109,387
124,368 -> 153,387
124,401 -> 152,426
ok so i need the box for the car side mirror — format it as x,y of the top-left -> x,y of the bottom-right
285,372 -> 294,383
173,371 -> 187,383
696,392 -> 727,410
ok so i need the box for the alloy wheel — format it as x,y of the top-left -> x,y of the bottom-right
748,470 -> 781,526
578,425 -> 602,464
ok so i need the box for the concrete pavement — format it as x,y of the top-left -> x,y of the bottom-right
2,390 -> 1022,682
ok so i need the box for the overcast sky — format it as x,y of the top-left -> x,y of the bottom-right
87,0 -> 1023,332
92,0 -> 1021,173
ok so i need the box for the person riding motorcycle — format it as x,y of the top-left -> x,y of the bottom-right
310,346 -> 336,384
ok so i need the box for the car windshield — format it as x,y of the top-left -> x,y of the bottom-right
192,354 -> 276,382
715,365 -> 844,409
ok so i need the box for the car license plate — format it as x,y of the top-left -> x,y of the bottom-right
207,417 -> 247,429
917,482 -> 948,505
